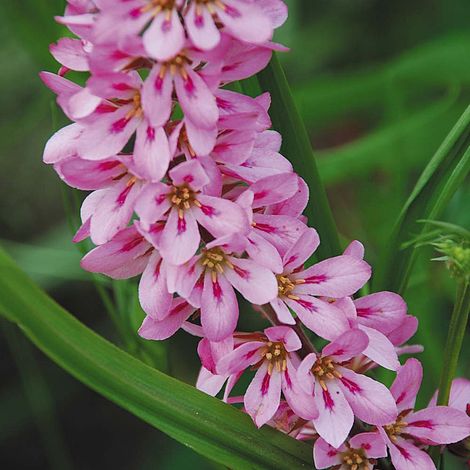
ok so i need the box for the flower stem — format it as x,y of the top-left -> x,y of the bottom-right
436,280 -> 470,406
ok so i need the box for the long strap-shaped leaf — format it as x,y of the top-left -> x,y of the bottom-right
0,248 -> 313,469
256,54 -> 341,260
374,105 -> 470,293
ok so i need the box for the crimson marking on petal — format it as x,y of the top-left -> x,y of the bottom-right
155,193 -> 167,205
170,301 -> 189,316
111,117 -> 129,134
329,348 -> 344,357
356,307 -> 380,318
121,236 -> 145,252
340,377 -> 362,394
254,223 -> 276,234
213,280 -> 223,300
162,19 -> 171,32
327,450 -> 337,457
466,404 -> 470,416
116,183 -> 133,206
129,7 -> 142,19
149,222 -> 165,234
284,369 -> 293,389
98,160 -> 121,171
407,420 -> 434,429
183,175 -> 194,183
153,259 -> 162,280
216,97 -> 233,110
96,103 -> 118,114
200,204 -> 215,217
224,5 -> 242,18
233,265 -> 249,279
304,274 -> 328,284
396,391 -> 407,405
177,216 -> 186,234
184,74 -> 195,95
195,276 -> 204,290
146,126 -> 155,141
261,373 -> 271,395
285,255 -> 298,265
323,389 -> 334,410
396,445 -> 411,459
111,50 -> 129,60
253,190 -> 267,200
154,76 -> 164,91
195,14 -> 204,28
361,443 -> 371,450
244,349 -> 258,360
296,299 -> 317,312
113,82 -> 133,91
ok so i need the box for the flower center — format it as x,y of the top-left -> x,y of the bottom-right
141,0 -> 176,15
262,341 -> 287,375
311,356 -> 342,391
169,185 -> 201,219
121,91 -> 143,120
340,448 -> 368,470
276,275 -> 305,300
384,416 -> 408,443
159,52 -> 193,80
201,248 -> 233,282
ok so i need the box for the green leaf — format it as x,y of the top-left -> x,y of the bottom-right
255,53 -> 341,259
0,247 -> 313,469
374,106 -> 470,293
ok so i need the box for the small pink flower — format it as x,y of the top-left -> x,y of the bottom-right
170,236 -> 278,341
378,358 -> 470,470
217,326 -> 319,427
297,329 -> 398,448
314,432 -> 387,469
135,159 -> 249,265
430,378 -> 470,415
268,228 -> 371,340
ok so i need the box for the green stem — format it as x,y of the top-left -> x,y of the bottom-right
437,280 -> 470,405
255,53 -> 342,260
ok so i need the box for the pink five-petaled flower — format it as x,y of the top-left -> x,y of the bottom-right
135,159 -> 249,265
169,236 -> 278,341
314,432 -> 387,469
269,228 -> 372,341
297,328 -> 398,448
217,326 -> 318,427
377,358 -> 470,470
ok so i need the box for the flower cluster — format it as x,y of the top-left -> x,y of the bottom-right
42,1 -> 470,469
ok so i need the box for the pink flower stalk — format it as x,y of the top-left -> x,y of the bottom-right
297,329 -> 398,448
377,358 -> 470,470
217,326 -> 318,427
314,432 -> 387,469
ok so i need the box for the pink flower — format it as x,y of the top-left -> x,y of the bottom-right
170,236 -> 278,341
297,329 -> 398,448
268,228 -> 371,340
314,432 -> 387,469
430,378 -> 470,415
135,159 -> 249,265
377,358 -> 470,470
217,326 -> 319,427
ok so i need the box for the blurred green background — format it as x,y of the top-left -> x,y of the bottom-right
0,0 -> 469,468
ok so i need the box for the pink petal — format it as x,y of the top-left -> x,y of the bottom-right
216,341 -> 265,375
169,158 -> 210,190
282,227 -> 319,271
265,326 -> 301,352
282,360 -> 318,420
313,379 -> 353,448
67,87 -> 101,120
349,432 -> 387,459
185,2 -> 220,51
244,363 -> 282,427
246,231 -> 283,273
55,156 -> 124,190
138,299 -> 195,341
285,295 -> 350,342
294,255 -> 371,298
269,298 -> 295,325
170,256 -> 204,301
80,226 -> 151,279
184,119 -> 218,156
267,176 -> 308,218
193,195 -> 249,238
388,315 -> 419,347
134,123 -> 171,182
134,182 -> 171,229
175,67 -> 218,130
224,257 -> 278,305
138,252 -> 172,320
296,353 -> 317,395
143,8 -> 185,60
43,123 -> 83,164
390,358 -> 422,412
337,367 -> 398,426
405,406 -> 470,444
343,240 -> 365,259
159,208 -> 200,265
212,129 -> 256,165
379,429 -> 436,470
196,367 -> 228,397
313,437 -> 343,469
142,64 -> 173,128
354,292 -> 408,335
250,172 -> 299,208
360,325 -> 400,371
201,272 -> 238,341
49,37 -> 89,71
217,1 -> 273,45
322,329 -> 369,362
